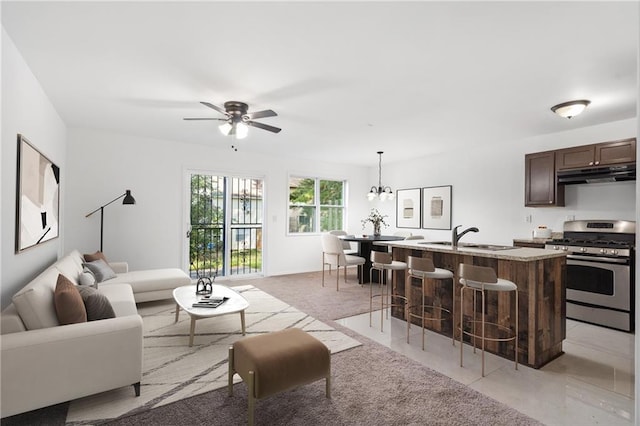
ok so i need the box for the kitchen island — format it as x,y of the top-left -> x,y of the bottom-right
380,240 -> 567,368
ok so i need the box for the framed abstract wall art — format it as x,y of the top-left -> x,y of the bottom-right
15,134 -> 60,252
395,188 -> 421,228
422,185 -> 452,230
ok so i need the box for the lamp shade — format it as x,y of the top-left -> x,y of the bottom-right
123,190 -> 136,205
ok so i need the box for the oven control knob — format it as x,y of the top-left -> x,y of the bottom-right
579,247 -> 587,253
610,249 -> 618,256
561,246 -> 568,251
599,248 -> 606,254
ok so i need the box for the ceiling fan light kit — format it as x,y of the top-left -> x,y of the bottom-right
550,99 -> 591,119
368,151 -> 394,201
184,100 -> 281,148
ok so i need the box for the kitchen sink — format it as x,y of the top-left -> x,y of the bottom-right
418,241 -> 517,251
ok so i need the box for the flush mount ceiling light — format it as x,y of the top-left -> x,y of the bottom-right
368,151 -> 394,201
550,100 -> 591,119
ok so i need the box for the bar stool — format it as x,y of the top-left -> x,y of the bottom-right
458,263 -> 518,377
369,251 -> 408,332
405,256 -> 454,349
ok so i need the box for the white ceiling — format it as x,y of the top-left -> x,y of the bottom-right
2,1 -> 638,166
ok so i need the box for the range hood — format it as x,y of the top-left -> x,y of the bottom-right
557,164 -> 636,185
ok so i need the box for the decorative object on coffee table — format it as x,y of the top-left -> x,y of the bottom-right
173,284 -> 249,346
85,190 -> 136,251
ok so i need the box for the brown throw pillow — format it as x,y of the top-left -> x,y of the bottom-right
77,286 -> 116,321
54,274 -> 87,325
84,251 -> 108,263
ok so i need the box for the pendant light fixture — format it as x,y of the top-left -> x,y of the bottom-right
550,100 -> 591,119
368,151 -> 394,201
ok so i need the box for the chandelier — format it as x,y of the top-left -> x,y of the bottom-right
368,151 -> 394,201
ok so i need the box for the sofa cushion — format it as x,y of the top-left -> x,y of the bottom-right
84,251 -> 108,263
79,268 -> 97,287
54,251 -> 86,285
54,275 -> 87,325
105,269 -> 191,293
83,259 -> 117,283
97,284 -> 138,317
11,267 -> 60,330
77,286 -> 116,321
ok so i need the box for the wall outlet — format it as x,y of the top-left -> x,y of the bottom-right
525,214 -> 532,223
565,215 -> 575,221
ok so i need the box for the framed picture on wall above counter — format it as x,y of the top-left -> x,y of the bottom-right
422,185 -> 452,230
396,188 -> 421,228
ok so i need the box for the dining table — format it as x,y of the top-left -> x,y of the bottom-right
338,235 -> 406,284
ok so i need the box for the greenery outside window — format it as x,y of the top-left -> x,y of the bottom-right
289,176 -> 345,234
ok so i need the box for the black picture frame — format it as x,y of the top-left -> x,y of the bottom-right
421,185 -> 452,230
16,134 -> 60,252
396,188 -> 421,228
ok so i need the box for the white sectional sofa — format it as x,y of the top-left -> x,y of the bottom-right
0,249 -> 191,418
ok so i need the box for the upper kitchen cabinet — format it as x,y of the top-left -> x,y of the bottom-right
595,138 -> 636,166
525,151 -> 564,207
556,138 -> 636,170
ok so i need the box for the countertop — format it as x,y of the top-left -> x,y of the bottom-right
375,240 -> 567,261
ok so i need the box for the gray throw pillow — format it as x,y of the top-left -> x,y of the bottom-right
77,286 -> 116,321
82,259 -> 117,283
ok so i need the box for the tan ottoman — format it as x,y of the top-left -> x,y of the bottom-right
228,328 -> 331,425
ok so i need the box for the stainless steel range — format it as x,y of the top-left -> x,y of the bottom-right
545,220 -> 635,332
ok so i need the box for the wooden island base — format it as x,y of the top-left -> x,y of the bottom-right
391,246 -> 566,369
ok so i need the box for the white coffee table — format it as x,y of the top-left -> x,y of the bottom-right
173,284 -> 250,346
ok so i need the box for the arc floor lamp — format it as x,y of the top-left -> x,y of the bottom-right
85,190 -> 136,252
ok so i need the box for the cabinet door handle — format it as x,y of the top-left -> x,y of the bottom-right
588,161 -> 594,166
595,161 -> 600,165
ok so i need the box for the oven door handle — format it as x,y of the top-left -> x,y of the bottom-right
566,254 -> 629,264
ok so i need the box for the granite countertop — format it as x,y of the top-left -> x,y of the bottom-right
375,240 -> 567,261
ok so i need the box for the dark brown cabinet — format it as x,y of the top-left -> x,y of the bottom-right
556,138 -> 636,170
513,240 -> 546,249
596,138 -> 636,166
525,151 -> 564,207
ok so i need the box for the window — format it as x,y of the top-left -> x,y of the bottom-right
288,176 -> 345,234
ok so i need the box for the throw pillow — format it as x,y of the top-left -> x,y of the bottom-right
82,259 -> 117,283
79,267 -> 97,287
54,274 -> 87,325
77,286 -> 116,321
84,251 -> 108,263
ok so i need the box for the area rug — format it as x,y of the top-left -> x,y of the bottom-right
65,285 -> 361,424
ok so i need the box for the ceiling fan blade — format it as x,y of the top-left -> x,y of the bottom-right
245,109 -> 277,120
200,101 -> 228,116
247,120 -> 282,133
183,117 -> 226,121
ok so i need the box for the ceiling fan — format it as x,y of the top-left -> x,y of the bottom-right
184,101 -> 282,141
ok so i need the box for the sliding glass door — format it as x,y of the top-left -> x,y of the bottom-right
188,173 -> 263,279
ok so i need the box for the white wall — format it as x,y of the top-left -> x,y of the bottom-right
1,28 -> 67,308
63,127 -> 370,277
374,118 -> 637,245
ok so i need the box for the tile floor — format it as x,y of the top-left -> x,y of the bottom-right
336,311 -> 635,425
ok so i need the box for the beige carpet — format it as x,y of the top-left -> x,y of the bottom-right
65,285 -> 361,424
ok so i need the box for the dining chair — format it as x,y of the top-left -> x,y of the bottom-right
321,233 -> 365,291
328,230 -> 357,255
393,231 -> 413,239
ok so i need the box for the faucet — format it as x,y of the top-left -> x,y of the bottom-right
452,225 -> 479,248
